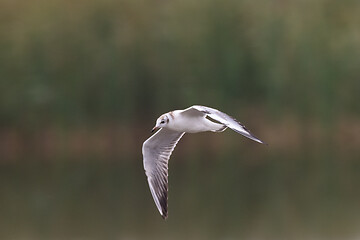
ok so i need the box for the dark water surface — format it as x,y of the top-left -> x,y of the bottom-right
0,150 -> 359,240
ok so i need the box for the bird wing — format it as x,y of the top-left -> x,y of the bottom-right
142,128 -> 185,219
181,105 -> 266,144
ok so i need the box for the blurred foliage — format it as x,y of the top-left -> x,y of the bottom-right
1,0 -> 359,129
0,152 -> 360,239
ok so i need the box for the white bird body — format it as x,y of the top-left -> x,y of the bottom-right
164,109 -> 225,133
142,105 -> 266,219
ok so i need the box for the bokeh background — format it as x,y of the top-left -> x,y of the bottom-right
1,0 -> 360,239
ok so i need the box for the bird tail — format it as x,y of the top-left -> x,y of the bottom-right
212,125 -> 227,132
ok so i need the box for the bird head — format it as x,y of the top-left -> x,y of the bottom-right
152,114 -> 169,132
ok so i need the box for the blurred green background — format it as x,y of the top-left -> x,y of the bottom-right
1,0 -> 360,239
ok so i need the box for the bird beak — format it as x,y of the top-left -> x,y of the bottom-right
151,126 -> 159,133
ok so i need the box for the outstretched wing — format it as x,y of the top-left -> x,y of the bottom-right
142,128 -> 185,219
182,105 -> 266,144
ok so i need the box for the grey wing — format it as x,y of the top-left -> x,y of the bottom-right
185,105 -> 266,144
142,128 -> 185,219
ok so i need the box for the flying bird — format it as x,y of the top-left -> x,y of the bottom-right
142,105 -> 266,219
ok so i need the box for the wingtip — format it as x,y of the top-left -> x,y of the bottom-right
259,139 -> 268,145
161,213 -> 168,220
260,139 -> 269,145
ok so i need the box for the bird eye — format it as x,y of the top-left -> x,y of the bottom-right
161,120 -> 165,124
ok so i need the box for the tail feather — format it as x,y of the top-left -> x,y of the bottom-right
213,125 -> 227,132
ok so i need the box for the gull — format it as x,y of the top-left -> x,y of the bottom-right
142,105 -> 266,219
